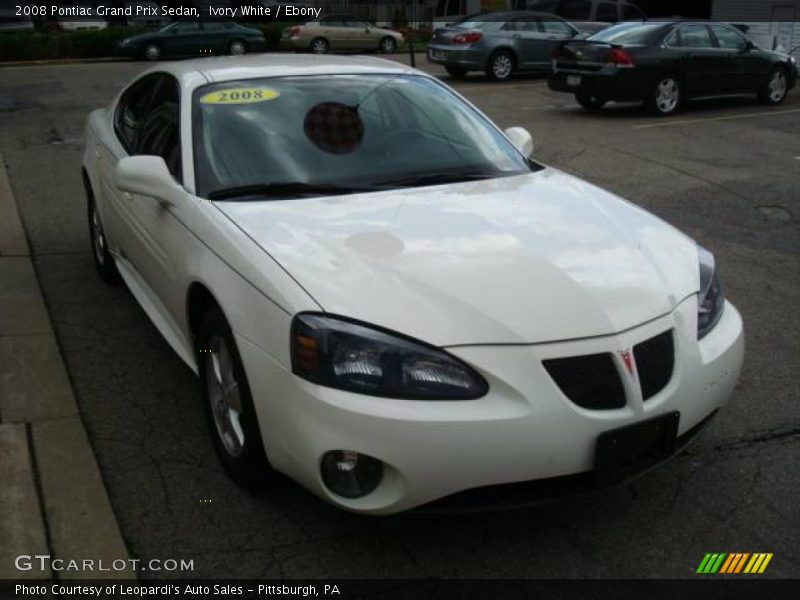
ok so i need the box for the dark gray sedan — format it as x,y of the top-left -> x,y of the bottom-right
427,11 -> 579,81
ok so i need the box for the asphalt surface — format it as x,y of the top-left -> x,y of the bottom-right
1,54 -> 798,579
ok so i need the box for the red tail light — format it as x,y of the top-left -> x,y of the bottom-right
452,32 -> 482,45
287,26 -> 300,37
609,48 -> 634,66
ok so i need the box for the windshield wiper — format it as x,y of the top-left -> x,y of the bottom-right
374,172 -> 498,188
207,182 -> 375,201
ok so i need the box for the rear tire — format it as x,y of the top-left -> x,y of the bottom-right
645,75 -> 681,116
575,90 -> 606,110
759,67 -> 788,105
446,66 -> 469,78
86,188 -> 119,284
486,50 -> 515,82
310,37 -> 329,54
197,307 -> 272,489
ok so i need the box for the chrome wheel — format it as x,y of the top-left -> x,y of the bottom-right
491,53 -> 513,80
206,335 -> 245,458
229,40 -> 246,56
655,78 -> 679,114
90,206 -> 107,266
144,44 -> 161,61
380,37 -> 396,54
311,38 -> 328,54
768,70 -> 787,103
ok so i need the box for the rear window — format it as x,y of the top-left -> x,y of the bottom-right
586,22 -> 665,44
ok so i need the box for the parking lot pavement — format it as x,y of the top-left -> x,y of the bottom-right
0,58 -> 798,579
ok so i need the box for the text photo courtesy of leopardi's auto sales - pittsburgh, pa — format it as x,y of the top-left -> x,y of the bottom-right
0,0 -> 798,598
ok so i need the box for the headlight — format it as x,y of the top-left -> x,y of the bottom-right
697,246 -> 725,339
291,314 -> 488,400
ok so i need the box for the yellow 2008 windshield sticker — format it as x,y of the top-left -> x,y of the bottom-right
200,87 -> 280,105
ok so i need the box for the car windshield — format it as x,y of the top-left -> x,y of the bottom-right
192,74 -> 536,200
586,22 -> 666,44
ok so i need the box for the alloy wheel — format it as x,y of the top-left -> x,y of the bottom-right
655,78 -> 679,114
206,335 -> 245,458
769,70 -> 787,103
229,40 -> 246,56
90,206 -> 107,266
144,44 -> 161,61
311,38 -> 328,54
492,54 -> 513,80
381,38 -> 396,53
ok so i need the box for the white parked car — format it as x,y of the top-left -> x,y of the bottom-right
82,55 -> 744,514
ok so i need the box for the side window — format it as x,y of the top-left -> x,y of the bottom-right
136,76 -> 182,181
539,18 -> 574,35
596,3 -> 619,22
558,0 -> 592,20
711,24 -> 748,50
674,24 -> 714,48
622,4 -> 644,20
114,75 -> 160,153
173,21 -> 200,33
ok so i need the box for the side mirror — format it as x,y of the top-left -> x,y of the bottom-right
115,155 -> 179,201
741,40 -> 755,52
505,126 -> 534,157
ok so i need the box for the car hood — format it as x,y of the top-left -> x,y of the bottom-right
217,169 -> 700,346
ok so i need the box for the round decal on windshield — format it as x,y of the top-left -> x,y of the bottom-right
303,102 -> 364,155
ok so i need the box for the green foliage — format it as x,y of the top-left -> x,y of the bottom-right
0,27 -> 136,61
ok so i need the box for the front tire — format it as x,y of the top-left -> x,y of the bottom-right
310,37 -> 329,54
379,36 -> 397,54
198,307 -> 271,489
142,43 -> 161,61
575,89 -> 606,110
646,75 -> 681,116
487,50 -> 515,82
87,192 -> 118,284
759,67 -> 788,105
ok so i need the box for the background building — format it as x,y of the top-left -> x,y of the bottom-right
712,0 -> 800,57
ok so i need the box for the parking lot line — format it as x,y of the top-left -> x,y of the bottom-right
633,108 -> 800,129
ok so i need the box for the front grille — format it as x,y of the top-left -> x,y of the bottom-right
634,330 -> 675,401
543,353 -> 625,410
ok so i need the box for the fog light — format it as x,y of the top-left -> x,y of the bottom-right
321,450 -> 383,498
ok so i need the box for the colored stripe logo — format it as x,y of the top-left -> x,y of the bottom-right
697,553 -> 773,574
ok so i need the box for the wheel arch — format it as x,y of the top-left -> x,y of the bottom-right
486,46 -> 517,70
186,281 -> 224,342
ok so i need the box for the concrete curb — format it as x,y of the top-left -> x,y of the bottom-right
0,154 -> 134,580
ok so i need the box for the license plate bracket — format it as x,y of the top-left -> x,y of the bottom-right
567,75 -> 582,87
594,412 -> 680,485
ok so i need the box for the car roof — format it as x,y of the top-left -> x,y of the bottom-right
144,54 -> 414,87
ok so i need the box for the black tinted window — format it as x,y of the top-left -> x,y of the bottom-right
559,0 -> 592,20
115,74 -> 160,152
137,77 -> 181,181
597,3 -> 618,22
540,18 -> 574,34
587,22 -> 663,44
711,24 -> 747,50
673,25 -> 714,48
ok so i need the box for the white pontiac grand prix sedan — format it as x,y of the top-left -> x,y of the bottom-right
82,55 -> 744,514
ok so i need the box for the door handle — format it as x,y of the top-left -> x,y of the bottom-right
123,192 -> 132,201
94,149 -> 100,160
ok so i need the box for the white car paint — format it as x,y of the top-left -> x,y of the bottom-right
82,55 -> 744,514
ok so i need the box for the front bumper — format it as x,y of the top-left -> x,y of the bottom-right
281,37 -> 308,51
238,297 -> 744,515
427,44 -> 486,70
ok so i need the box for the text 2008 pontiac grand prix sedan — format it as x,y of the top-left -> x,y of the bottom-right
82,55 -> 744,514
